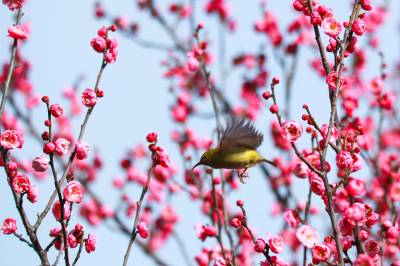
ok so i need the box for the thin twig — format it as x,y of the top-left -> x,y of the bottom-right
304,105 -> 339,153
72,240 -> 84,266
1,148 -> 50,265
209,173 -> 228,263
194,30 -> 237,265
45,100 -> 70,266
34,59 -> 108,230
307,0 -> 331,75
83,183 -> 170,266
45,238 -> 56,252
52,250 -> 63,266
13,232 -> 33,248
270,82 -> 324,178
0,11 -> 49,265
122,162 -> 155,266
0,9 -> 23,119
147,2 -> 187,52
194,34 -> 223,139
302,187 -> 312,266
238,205 -> 273,265
305,2 -> 362,264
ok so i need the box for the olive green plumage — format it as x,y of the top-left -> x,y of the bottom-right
193,118 -> 275,170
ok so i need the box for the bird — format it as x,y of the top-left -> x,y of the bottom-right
192,117 -> 276,182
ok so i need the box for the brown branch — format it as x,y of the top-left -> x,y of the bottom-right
45,100 -> 70,266
72,240 -> 84,266
238,205 -> 273,265
259,164 -> 288,207
0,12 -> 50,264
34,59 -> 108,230
45,238 -> 56,252
13,232 -> 33,248
304,2 -> 362,265
302,187 -> 312,266
1,150 -> 50,265
270,75 -> 343,263
83,183 -> 170,266
146,1 -> 187,52
307,0 -> 331,75
52,250 -> 63,266
194,33 -> 223,139
303,105 -> 340,153
270,82 -> 324,178
113,213 -> 169,266
209,173 -> 228,263
194,30 -> 237,265
122,161 -> 155,266
0,9 -> 23,119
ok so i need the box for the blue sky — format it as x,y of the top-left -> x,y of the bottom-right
0,0 -> 399,265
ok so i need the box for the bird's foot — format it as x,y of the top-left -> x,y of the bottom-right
237,168 -> 248,184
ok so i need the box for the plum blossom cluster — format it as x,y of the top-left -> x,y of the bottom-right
231,52 -> 269,120
196,223 -> 217,241
255,11 -> 283,47
2,0 -> 24,11
205,0 -> 229,22
90,25 -> 119,63
0,130 -> 41,204
8,25 -> 29,40
0,14 -> 120,266
40,96 -> 95,164
49,224 -> 96,253
1,217 -> 17,234
145,132 -> 170,168
123,133 -> 174,246
3,0 -> 28,39
0,129 -> 24,149
78,132 -> 178,259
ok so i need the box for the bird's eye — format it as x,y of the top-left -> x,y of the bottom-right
201,155 -> 206,161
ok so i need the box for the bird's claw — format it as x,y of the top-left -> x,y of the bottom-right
237,169 -> 248,184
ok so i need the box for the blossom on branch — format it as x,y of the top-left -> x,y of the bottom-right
1,218 -> 17,234
0,129 -> 24,149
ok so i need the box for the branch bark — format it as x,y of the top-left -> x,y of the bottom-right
122,162 -> 155,266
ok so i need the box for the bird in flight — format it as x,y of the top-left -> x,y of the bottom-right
192,118 -> 275,182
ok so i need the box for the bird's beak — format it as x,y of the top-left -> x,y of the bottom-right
192,161 -> 201,170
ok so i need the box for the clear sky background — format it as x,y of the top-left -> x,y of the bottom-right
0,1 -> 399,265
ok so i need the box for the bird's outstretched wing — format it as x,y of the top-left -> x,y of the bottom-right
219,117 -> 263,152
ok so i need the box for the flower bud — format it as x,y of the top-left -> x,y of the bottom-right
1,218 -> 17,235
236,199 -> 244,207
230,217 -> 241,228
90,37 -> 107,53
32,156 -> 49,172
269,104 -> 279,113
41,96 -> 49,103
146,132 -> 158,143
254,238 -> 266,253
43,142 -> 55,154
50,104 -> 63,118
137,222 -> 149,239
